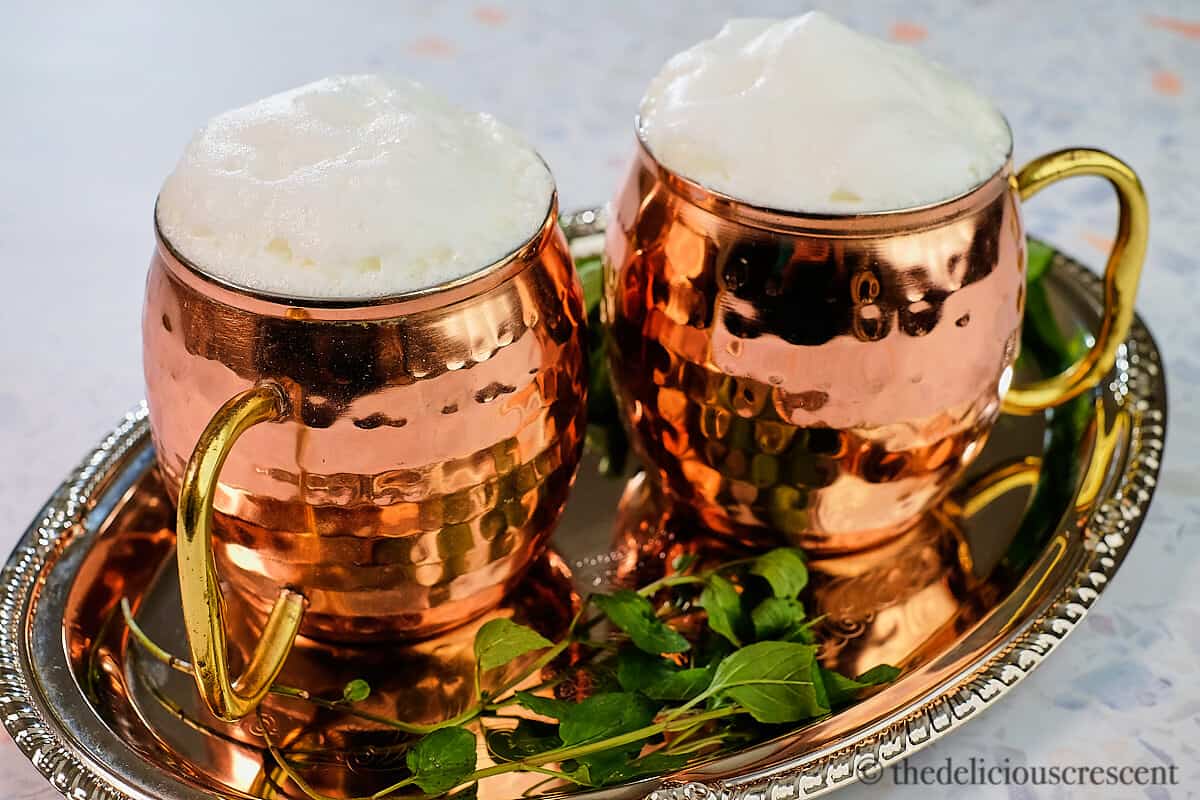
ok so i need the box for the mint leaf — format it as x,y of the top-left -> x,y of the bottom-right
574,749 -> 691,786
563,750 -> 621,787
821,664 -> 901,707
750,596 -> 806,641
788,617 -> 819,644
341,678 -> 370,703
750,548 -> 809,598
704,641 -> 826,723
699,574 -> 745,646
854,664 -> 901,685
485,719 -> 561,762
447,786 -> 479,800
671,553 -> 697,573
593,589 -> 690,654
812,660 -> 830,711
473,618 -> 552,673
576,255 -> 603,309
617,647 -> 713,701
1026,238 -> 1055,285
514,691 -> 573,720
558,692 -> 663,786
558,692 -> 659,747
405,727 -> 477,795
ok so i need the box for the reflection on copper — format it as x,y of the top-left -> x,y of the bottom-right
52,210 -> 1155,797
62,467 -> 184,767
142,199 -> 588,642
227,554 -> 578,799
610,479 -> 1005,682
604,141 -> 1024,551
67,471 -> 578,799
610,471 -> 751,590
807,510 -> 981,677
66,433 -> 1061,799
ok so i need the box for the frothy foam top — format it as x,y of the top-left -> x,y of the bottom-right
157,75 -> 554,299
638,13 -> 1011,213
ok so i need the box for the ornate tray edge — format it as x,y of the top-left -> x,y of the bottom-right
0,212 -> 1167,800
1,406 -> 150,800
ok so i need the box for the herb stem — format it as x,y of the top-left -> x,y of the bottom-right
121,599 -> 194,674
122,598 -> 473,735
635,556 -> 758,599
467,706 -> 743,783
660,717 -> 707,751
371,706 -> 747,799
485,638 -> 570,703
636,575 -> 706,597
482,603 -> 591,705
664,733 -> 737,756
257,707 -> 377,800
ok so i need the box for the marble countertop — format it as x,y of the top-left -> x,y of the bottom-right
1,1 -> 1197,797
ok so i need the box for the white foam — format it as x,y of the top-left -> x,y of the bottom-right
157,75 -> 554,299
638,13 -> 1011,213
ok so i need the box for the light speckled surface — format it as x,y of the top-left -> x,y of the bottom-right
1,1 -> 1197,797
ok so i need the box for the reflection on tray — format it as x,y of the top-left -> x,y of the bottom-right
69,448 -> 1052,800
61,250 -> 1127,800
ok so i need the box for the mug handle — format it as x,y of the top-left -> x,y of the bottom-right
1002,148 -> 1148,415
175,382 -> 306,721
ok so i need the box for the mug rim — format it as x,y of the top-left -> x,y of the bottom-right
631,115 -> 1017,236
153,169 -> 560,318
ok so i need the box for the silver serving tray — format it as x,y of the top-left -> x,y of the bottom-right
0,210 -> 1166,800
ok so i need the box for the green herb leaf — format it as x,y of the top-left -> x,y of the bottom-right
578,252 -> 630,477
514,691 -> 573,720
405,726 -> 477,795
473,618 -> 553,673
485,718 -> 561,762
576,255 -> 603,309
699,574 -> 745,646
341,678 -> 370,703
854,664 -> 901,685
572,749 -> 692,787
1026,238 -> 1055,285
750,596 -> 806,641
750,548 -> 809,599
812,660 -> 830,711
562,751 -> 619,787
557,692 -> 659,747
447,785 -> 479,800
671,553 -> 698,573
593,589 -> 690,654
612,751 -> 691,781
789,618 -> 818,644
617,647 -> 713,701
820,664 -> 901,707
704,641 -> 826,723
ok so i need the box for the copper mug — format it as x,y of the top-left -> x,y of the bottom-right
604,137 -> 1146,553
142,196 -> 587,720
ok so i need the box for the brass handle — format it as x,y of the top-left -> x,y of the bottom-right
1003,148 -> 1149,415
176,383 -> 305,721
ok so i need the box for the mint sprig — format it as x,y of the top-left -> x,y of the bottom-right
123,547 -> 898,797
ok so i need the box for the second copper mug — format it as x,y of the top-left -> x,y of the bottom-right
604,136 -> 1146,553
143,197 -> 587,720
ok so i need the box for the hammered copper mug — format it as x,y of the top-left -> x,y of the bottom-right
143,197 -> 587,721
604,136 -> 1146,553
